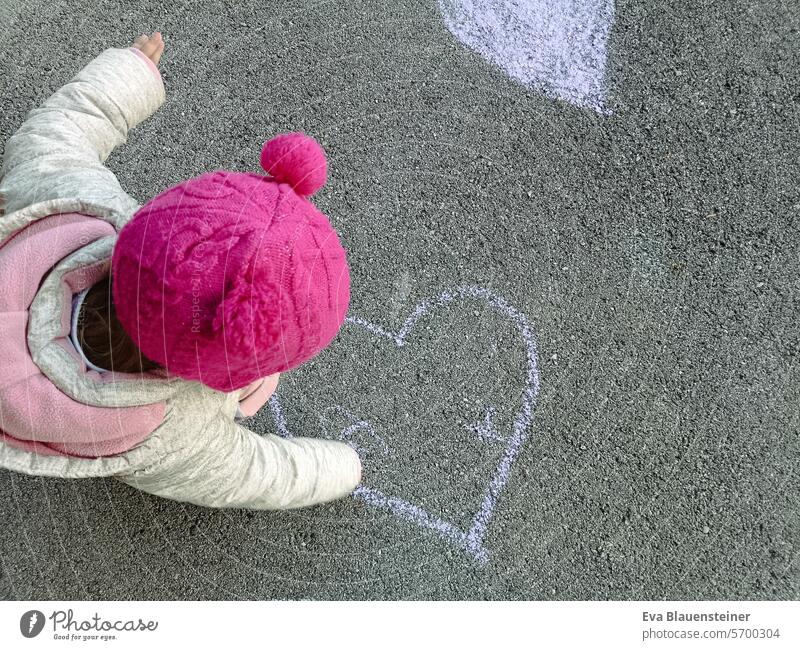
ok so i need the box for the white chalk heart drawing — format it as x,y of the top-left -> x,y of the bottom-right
438,0 -> 615,113
268,286 -> 540,565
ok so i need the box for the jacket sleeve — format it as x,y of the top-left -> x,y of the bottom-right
114,413 -> 363,510
0,47 -> 165,221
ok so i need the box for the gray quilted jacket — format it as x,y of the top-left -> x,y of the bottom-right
0,47 -> 361,509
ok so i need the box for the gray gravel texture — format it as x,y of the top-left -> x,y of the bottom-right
0,0 -> 798,600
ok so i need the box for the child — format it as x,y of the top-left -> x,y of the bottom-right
0,33 -> 361,509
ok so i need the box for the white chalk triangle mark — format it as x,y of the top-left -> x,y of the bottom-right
466,405 -> 505,442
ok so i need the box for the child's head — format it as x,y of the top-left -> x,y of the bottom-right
110,133 -> 350,392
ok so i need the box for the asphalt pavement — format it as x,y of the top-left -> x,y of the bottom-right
0,0 -> 798,599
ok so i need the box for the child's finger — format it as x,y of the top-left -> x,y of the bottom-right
140,38 -> 159,58
138,32 -> 163,62
149,33 -> 165,66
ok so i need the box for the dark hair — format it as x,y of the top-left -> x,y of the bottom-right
77,277 -> 161,374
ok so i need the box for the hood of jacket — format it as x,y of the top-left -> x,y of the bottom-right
0,198 -> 188,476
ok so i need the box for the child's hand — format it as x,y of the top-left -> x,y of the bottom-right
131,32 -> 164,67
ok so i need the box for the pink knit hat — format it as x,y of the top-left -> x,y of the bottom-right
112,133 -> 350,392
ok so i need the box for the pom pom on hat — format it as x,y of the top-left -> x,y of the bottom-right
260,132 -> 327,196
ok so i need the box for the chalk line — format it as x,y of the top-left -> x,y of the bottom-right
271,285 -> 541,565
438,0 -> 615,113
318,405 -> 390,457
342,316 -> 404,346
268,394 -> 291,438
353,485 -> 490,565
